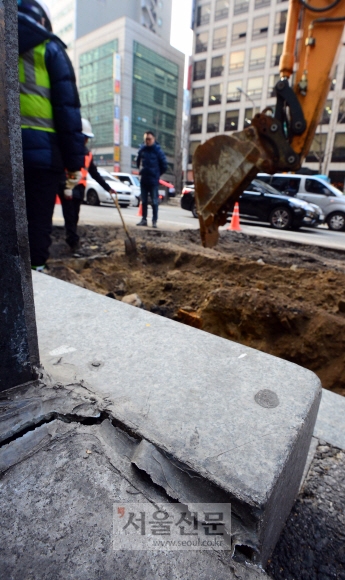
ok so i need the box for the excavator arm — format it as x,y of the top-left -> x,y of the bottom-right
193,0 -> 345,247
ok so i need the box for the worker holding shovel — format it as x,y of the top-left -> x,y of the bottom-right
60,118 -> 116,251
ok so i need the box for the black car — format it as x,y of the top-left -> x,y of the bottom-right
180,179 -> 323,230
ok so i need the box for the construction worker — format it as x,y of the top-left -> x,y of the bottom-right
136,131 -> 168,228
60,118 -> 117,251
18,0 -> 85,270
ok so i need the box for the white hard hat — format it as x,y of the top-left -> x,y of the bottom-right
18,0 -> 52,31
81,118 -> 94,138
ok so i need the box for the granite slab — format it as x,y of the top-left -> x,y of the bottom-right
32,272 -> 321,565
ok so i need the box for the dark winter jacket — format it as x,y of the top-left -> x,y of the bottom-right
136,142 -> 168,186
18,13 -> 85,173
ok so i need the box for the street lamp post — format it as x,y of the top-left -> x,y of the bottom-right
237,87 -> 257,117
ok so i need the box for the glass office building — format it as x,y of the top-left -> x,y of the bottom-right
74,17 -> 184,178
79,40 -> 118,149
132,42 -> 179,160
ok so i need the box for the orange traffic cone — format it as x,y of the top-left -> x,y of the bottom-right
228,202 -> 241,231
137,201 -> 143,216
55,195 -> 61,205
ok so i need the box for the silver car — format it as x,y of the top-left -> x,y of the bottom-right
85,170 -> 135,208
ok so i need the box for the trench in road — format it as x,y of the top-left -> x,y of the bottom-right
53,203 -> 345,251
49,224 -> 345,397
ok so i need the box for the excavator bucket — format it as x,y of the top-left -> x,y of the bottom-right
193,128 -> 272,248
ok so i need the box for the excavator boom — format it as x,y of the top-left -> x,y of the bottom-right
193,0 -> 345,247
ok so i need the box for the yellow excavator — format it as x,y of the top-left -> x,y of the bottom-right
193,0 -> 345,247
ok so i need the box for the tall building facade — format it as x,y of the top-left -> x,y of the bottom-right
74,18 -> 184,179
50,0 -> 173,47
188,0 -> 345,188
48,0 -> 184,182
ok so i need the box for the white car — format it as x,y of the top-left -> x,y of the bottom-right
85,170 -> 136,208
112,172 -> 141,207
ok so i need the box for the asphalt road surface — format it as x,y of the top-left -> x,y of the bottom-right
53,201 -> 345,251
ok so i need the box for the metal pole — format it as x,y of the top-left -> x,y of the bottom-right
0,0 -> 40,391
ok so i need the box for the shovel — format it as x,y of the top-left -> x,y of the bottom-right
111,191 -> 137,256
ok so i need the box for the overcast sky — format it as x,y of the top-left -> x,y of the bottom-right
170,0 -> 193,57
45,0 -> 194,57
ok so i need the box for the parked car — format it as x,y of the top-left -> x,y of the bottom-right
181,179 -> 324,230
257,173 -> 345,231
85,170 -> 135,208
181,184 -> 198,218
112,173 -> 141,206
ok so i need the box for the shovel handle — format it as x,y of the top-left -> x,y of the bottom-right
111,192 -> 131,239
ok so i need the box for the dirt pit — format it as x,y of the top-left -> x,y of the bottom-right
49,224 -> 345,396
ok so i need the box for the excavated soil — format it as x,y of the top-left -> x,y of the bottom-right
48,224 -> 345,396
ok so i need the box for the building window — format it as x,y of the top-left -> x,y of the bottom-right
227,80 -> 241,102
232,21 -> 247,44
164,134 -> 175,151
249,46 -> 266,70
274,10 -> 287,35
192,87 -> 204,108
234,0 -> 249,15
166,94 -> 176,109
268,73 -> 280,97
190,114 -> 203,134
320,100 -> 332,125
196,3 -> 211,26
247,76 -> 263,97
193,59 -> 206,81
196,31 -> 209,53
271,42 -> 283,66
243,108 -> 253,128
189,140 -> 201,163
215,0 -> 229,21
154,88 -> 164,105
213,27 -> 227,50
252,15 -> 269,38
209,83 -> 223,105
305,134 -> 327,162
338,98 -> 345,123
165,114 -> 175,130
211,55 -> 225,77
255,0 -> 270,8
207,112 -> 220,132
331,133 -> 345,162
229,50 -> 245,73
131,42 -> 179,156
224,110 -> 239,131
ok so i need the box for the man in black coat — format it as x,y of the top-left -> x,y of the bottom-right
136,131 -> 168,228
18,0 -> 85,269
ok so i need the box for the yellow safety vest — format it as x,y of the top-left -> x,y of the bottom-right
18,40 -> 56,133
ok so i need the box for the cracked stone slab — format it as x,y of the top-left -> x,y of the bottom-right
32,272 -> 322,565
0,417 -> 269,580
0,376 -> 106,445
